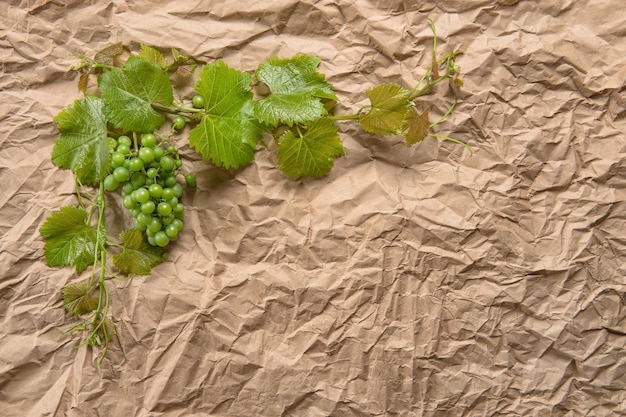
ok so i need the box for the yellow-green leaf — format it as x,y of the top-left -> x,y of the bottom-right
358,83 -> 411,135
404,108 -> 429,145
277,118 -> 345,178
112,229 -> 167,275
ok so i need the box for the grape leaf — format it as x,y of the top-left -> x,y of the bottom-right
94,42 -> 124,67
188,60 -> 263,169
98,56 -> 173,133
254,54 -> 337,127
277,118 -> 345,178
112,229 -> 167,275
77,73 -> 89,94
404,107 -> 429,145
62,282 -> 99,316
138,44 -> 168,69
171,48 -> 197,78
358,83 -> 412,135
52,96 -> 110,185
39,206 -> 103,274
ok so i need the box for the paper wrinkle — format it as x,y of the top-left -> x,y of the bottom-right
2,0 -> 626,416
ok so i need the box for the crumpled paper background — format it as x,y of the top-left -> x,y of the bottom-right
2,1 -> 625,416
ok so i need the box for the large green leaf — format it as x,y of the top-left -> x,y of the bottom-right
112,229 -> 167,275
98,56 -> 173,133
358,83 -> 412,135
277,118 -> 345,178
254,54 -> 337,127
188,60 -> 263,169
52,96 -> 110,185
39,206 -> 103,274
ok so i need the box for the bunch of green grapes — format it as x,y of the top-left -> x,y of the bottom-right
103,133 -> 196,247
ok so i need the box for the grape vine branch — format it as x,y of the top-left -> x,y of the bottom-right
40,19 -> 469,366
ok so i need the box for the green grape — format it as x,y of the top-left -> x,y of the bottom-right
141,133 -> 156,147
111,152 -> 126,167
117,135 -> 132,147
146,167 -> 159,179
184,174 -> 196,187
161,214 -> 174,226
171,219 -> 184,231
165,224 -> 179,238
147,235 -> 157,246
157,202 -> 172,216
123,195 -> 137,210
167,197 -> 178,207
164,174 -> 177,188
120,183 -> 134,197
129,157 -> 144,172
173,203 -> 185,219
153,146 -> 164,161
175,159 -> 182,168
172,115 -> 186,130
133,219 -> 147,231
138,147 -> 155,164
113,166 -> 130,182
147,217 -> 162,233
171,183 -> 183,198
103,174 -> 119,191
192,95 -> 205,108
160,155 -> 175,171
133,187 -> 150,204
153,231 -> 170,247
130,172 -> 146,188
136,212 -> 152,227
141,201 -> 156,214
129,208 -> 141,218
161,187 -> 175,201
167,145 -> 176,154
116,144 -> 131,155
148,183 -> 163,198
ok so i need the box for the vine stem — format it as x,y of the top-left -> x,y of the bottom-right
429,99 -> 457,129
77,181 -> 111,366
428,133 -> 473,156
151,103 -> 203,115
327,113 -> 360,121
92,63 -> 118,71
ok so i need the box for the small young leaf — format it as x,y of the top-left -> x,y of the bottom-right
94,42 -> 124,67
139,44 -> 168,69
98,56 -> 173,133
404,108 -> 429,145
78,73 -> 89,93
358,83 -> 412,136
254,54 -> 337,127
112,229 -> 167,275
52,96 -> 110,185
171,48 -> 197,77
188,60 -> 263,169
87,318 -> 116,348
277,118 -> 345,178
39,206 -> 103,274
62,282 -> 99,316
